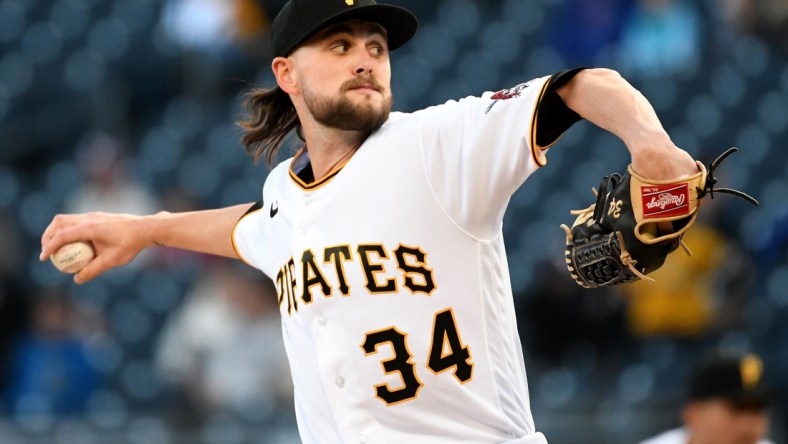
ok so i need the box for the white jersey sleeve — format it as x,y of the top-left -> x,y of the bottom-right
232,203 -> 266,271
231,162 -> 293,276
416,75 -> 556,239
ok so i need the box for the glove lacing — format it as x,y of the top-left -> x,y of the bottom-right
696,147 -> 759,205
615,231 -> 654,282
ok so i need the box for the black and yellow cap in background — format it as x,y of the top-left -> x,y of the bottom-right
688,353 -> 771,405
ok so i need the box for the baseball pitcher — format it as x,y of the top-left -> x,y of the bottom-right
40,1 -> 714,443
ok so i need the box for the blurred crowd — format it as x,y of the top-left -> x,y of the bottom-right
1,0 -> 787,443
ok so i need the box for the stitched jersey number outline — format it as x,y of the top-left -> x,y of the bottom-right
361,308 -> 473,405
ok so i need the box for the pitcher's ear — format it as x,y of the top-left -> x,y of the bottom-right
272,57 -> 298,94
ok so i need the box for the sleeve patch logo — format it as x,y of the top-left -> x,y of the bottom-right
641,184 -> 690,218
485,81 -> 532,114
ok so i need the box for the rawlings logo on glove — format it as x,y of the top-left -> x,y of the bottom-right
643,187 -> 688,216
561,147 -> 758,288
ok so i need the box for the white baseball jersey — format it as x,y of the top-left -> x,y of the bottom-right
233,73 -> 571,444
638,427 -> 775,444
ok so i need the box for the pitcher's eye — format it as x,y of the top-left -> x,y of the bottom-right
330,42 -> 350,53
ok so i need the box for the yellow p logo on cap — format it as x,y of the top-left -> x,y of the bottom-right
346,0 -> 354,5
740,354 -> 763,390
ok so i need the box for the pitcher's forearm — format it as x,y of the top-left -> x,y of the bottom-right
556,68 -> 697,179
144,204 -> 253,258
557,68 -> 670,149
40,203 -> 256,284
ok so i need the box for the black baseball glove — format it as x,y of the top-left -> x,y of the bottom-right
561,147 -> 758,288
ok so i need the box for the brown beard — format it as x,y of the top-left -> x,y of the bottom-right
302,76 -> 392,132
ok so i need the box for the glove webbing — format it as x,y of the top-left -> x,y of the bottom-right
564,231 -> 651,288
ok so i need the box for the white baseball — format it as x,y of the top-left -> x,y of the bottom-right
50,241 -> 95,274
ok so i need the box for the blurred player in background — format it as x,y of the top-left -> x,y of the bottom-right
639,352 -> 775,444
155,264 -> 292,426
39,0 -> 702,442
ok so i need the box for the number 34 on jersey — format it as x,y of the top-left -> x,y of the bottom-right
362,308 -> 474,406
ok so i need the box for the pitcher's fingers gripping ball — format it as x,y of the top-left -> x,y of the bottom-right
561,147 -> 759,288
50,241 -> 96,274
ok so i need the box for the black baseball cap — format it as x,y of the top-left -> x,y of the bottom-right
688,353 -> 771,405
272,0 -> 418,57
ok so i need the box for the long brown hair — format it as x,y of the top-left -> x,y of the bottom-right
238,85 -> 301,167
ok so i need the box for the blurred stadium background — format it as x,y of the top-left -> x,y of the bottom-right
1,0 -> 787,443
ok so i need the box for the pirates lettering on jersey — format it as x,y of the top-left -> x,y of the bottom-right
301,248 -> 332,303
276,257 -> 299,315
325,245 -> 352,295
394,244 -> 436,294
274,243 -> 437,314
358,244 -> 398,293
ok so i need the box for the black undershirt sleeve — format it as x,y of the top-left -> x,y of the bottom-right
534,67 -> 587,148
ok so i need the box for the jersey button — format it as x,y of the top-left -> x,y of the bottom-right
303,196 -> 312,206
317,316 -> 327,326
335,377 -> 345,388
357,435 -> 367,444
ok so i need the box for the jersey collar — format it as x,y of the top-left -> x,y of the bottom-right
288,146 -> 350,191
